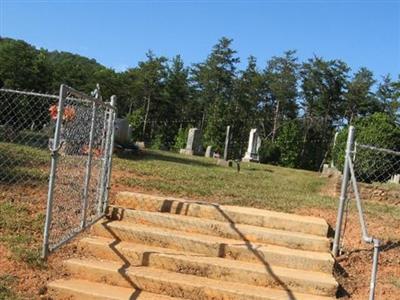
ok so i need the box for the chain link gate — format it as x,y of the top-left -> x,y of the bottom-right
42,84 -> 116,258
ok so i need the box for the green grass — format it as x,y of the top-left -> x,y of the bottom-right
0,200 -> 45,268
114,150 -> 400,220
390,276 -> 400,288
0,275 -> 19,300
0,142 -> 49,184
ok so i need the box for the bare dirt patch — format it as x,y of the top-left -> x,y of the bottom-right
296,207 -> 400,300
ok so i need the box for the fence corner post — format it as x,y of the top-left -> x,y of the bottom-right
332,125 -> 355,257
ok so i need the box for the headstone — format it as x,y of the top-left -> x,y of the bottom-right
135,141 -> 145,150
330,132 -> 339,168
390,174 -> 400,184
114,118 -> 132,145
205,145 -> 213,158
180,128 -> 203,155
242,128 -> 261,162
223,125 -> 231,161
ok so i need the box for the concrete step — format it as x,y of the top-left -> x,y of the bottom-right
91,220 -> 334,273
64,258 -> 336,300
48,279 -> 184,300
109,207 -> 330,252
79,237 -> 338,296
115,192 -> 329,236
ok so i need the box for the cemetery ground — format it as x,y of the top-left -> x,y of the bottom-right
0,146 -> 400,299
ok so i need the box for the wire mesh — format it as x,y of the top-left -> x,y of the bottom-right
46,86 -> 114,253
354,143 -> 400,184
0,89 -> 55,186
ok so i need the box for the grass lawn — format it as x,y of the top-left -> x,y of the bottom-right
114,149 -> 400,221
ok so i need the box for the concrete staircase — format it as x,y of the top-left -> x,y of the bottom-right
48,192 -> 339,300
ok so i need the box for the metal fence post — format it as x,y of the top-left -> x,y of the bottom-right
103,96 -> 116,211
331,131 -> 339,168
98,96 -> 116,214
98,113 -> 111,214
80,101 -> 97,229
42,84 -> 67,259
223,125 -> 231,161
332,125 -> 355,256
369,239 -> 380,300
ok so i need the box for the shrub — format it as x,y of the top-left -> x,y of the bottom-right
258,139 -> 281,165
150,134 -> 163,150
127,108 -> 144,142
172,127 -> 189,151
333,113 -> 400,182
275,121 -> 302,168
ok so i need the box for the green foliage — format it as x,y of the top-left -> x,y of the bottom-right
344,67 -> 379,122
173,127 -> 189,151
150,134 -> 163,150
377,74 -> 400,120
275,121 -> 302,168
258,139 -> 281,165
1,37 -> 400,170
127,107 -> 144,141
333,113 -> 400,181
193,37 -> 239,150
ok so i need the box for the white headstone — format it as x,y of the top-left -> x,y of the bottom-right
180,128 -> 203,155
242,128 -> 261,162
205,145 -> 213,158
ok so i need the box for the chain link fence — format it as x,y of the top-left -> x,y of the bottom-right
333,126 -> 382,300
42,85 -> 116,257
355,143 -> 400,185
0,89 -> 56,186
0,85 -> 116,257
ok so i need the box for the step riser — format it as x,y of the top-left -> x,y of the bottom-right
49,279 -> 184,300
49,287 -> 116,300
116,193 -> 328,236
110,208 -> 329,252
65,261 -> 332,300
91,223 -> 333,273
65,261 -> 247,300
92,222 -> 223,257
80,240 -> 337,296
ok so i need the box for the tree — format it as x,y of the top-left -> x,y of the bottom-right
299,57 -> 349,169
0,38 -> 42,91
264,50 -> 299,141
344,67 -> 378,123
160,55 -> 191,148
376,74 -> 400,120
191,37 -> 239,151
232,56 -> 266,158
125,51 -> 168,142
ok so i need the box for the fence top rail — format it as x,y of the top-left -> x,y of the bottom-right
0,87 -> 116,111
356,142 -> 400,157
63,85 -> 116,111
0,88 -> 60,99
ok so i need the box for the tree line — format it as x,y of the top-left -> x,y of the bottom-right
1,36 -> 399,170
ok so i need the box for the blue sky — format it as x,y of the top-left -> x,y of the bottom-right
1,0 -> 399,79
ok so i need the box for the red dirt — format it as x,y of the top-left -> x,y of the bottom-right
296,207 -> 400,300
